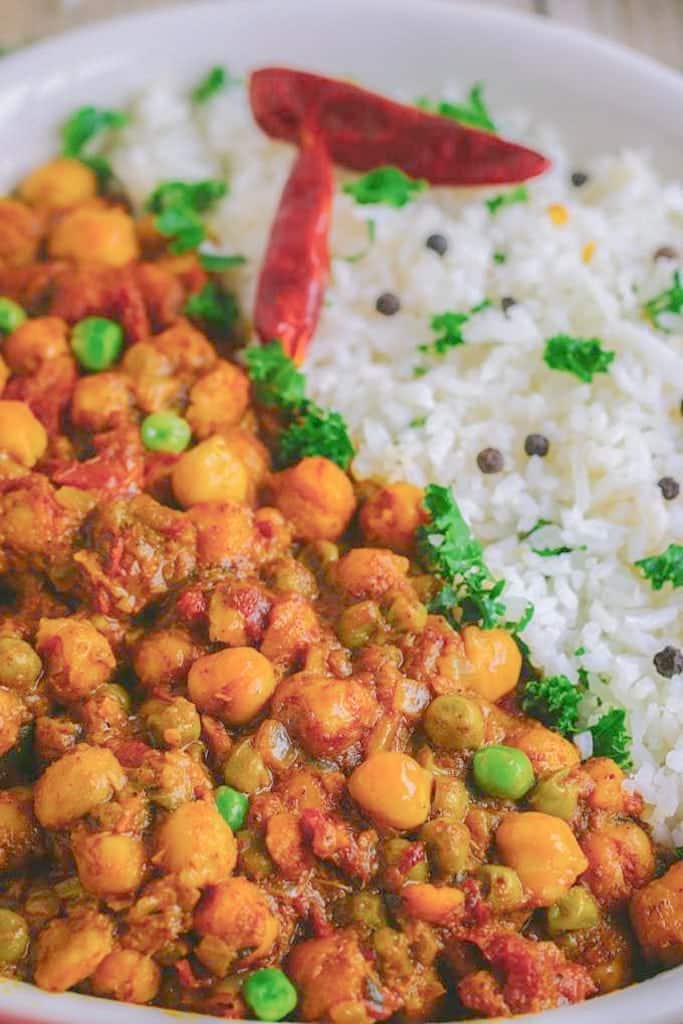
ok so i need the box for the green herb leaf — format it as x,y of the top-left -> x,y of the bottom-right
278,404 -> 355,470
409,415 -> 427,429
574,645 -> 586,657
532,544 -> 587,557
418,484 -> 507,629
635,543 -> 683,591
343,166 -> 427,208
590,708 -> 633,769
643,270 -> 683,331
413,365 -> 428,378
543,334 -> 615,383
61,106 -> 128,157
184,282 -> 237,332
521,674 -> 585,736
342,219 -> 376,263
244,341 -> 307,411
78,154 -> 115,188
191,65 -> 239,103
421,300 -> 490,358
486,185 -> 529,215
493,250 -> 507,264
518,518 -> 554,541
675,847 -> 683,860
199,251 -> 246,271
416,83 -> 496,133
147,179 -> 227,253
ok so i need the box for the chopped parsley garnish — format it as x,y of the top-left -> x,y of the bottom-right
590,708 -> 633,769
420,300 -> 491,357
543,334 -> 615,383
409,416 -> 427,429
198,251 -> 246,271
493,250 -> 507,264
519,519 -> 586,556
417,484 -> 508,629
416,83 -> 496,133
343,167 -> 427,208
146,179 -> 227,253
191,65 -> 240,103
413,365 -> 428,378
521,673 -> 586,737
61,105 -> 128,186
244,341 -> 355,470
343,219 -> 376,263
574,645 -> 586,657
643,270 -> 683,331
675,847 -> 683,860
635,543 -> 683,590
518,518 -> 554,540
486,185 -> 529,215
184,282 -> 237,332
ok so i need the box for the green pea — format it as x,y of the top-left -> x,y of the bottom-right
140,411 -> 192,454
547,886 -> 600,936
380,838 -> 429,890
243,967 -> 298,1022
528,769 -> 579,820
0,908 -> 29,962
0,297 -> 27,335
386,594 -> 428,633
141,696 -> 200,748
215,785 -> 249,831
237,829 -> 274,880
472,744 -> 535,800
336,892 -> 388,932
336,601 -> 383,649
419,817 -> 470,878
0,637 -> 42,692
71,316 -> 123,371
476,864 -> 525,913
424,694 -> 485,751
223,739 -> 271,795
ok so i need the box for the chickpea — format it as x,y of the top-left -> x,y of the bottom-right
186,360 -> 250,438
269,557 -> 318,599
336,891 -> 388,933
380,837 -> 429,890
188,648 -> 276,726
459,625 -> 521,701
272,672 -> 379,759
260,594 -> 323,670
36,617 -> 115,702
155,799 -> 237,887
496,811 -> 588,907
0,908 -> 29,963
34,912 -> 114,992
580,821 -> 655,907
272,456 -> 356,541
0,636 -> 42,691
0,198 -> 42,264
528,769 -> 579,821
0,400 -> 47,467
142,749 -> 210,812
172,435 -> 249,508
121,340 -> 178,413
0,788 -> 40,871
334,547 -> 410,600
583,757 -> 627,813
476,865 -> 526,914
423,694 -> 485,751
0,688 -> 25,756
401,882 -> 465,926
431,777 -> 469,821
508,723 -> 580,777
288,931 -> 385,1023
630,861 -> 683,966
220,426 -> 270,497
0,354 -> 8,392
336,601 -> 384,649
48,203 -> 139,266
133,627 -> 196,692
20,157 -> 98,209
348,751 -> 432,830
194,876 -> 279,974
420,817 -> 471,877
92,949 -> 161,1004
223,739 -> 272,795
208,580 -> 272,647
3,316 -> 69,373
71,372 -> 132,431
33,744 -> 126,829
190,501 -> 255,569
546,886 -> 600,936
141,696 -> 201,748
360,482 -> 426,552
73,831 -> 146,900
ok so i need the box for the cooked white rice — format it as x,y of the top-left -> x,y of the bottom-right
109,78 -> 683,842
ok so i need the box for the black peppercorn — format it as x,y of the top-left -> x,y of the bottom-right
426,233 -> 448,256
524,434 -> 550,457
653,245 -> 679,262
658,477 -> 680,500
376,292 -> 401,316
501,296 -> 517,315
653,646 -> 683,679
571,171 -> 589,187
477,447 -> 504,474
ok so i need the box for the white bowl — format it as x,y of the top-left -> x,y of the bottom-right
0,2 -> 681,1021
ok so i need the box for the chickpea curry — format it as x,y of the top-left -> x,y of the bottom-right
0,96 -> 681,1024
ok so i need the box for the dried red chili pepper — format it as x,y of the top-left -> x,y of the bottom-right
253,130 -> 333,362
250,67 -> 550,186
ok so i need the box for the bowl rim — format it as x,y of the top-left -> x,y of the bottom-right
0,1 -> 681,1022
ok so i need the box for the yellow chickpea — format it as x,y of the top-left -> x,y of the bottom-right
190,501 -> 255,569
272,672 -> 379,759
71,372 -> 132,431
0,354 -> 8,393
33,744 -> 126,829
496,811 -> 588,907
194,876 -> 279,973
508,723 -> 580,777
0,198 -> 43,265
186,360 -> 250,438
34,912 -> 114,992
3,316 -> 69,374
20,157 -> 98,209
220,427 -> 271,497
49,203 -> 139,266
172,435 -> 249,508
401,882 -> 465,925
0,788 -> 40,871
630,861 -> 683,967
580,821 -> 655,907
72,831 -> 146,900
132,627 -> 196,692
360,482 -> 426,552
272,456 -> 357,541
334,547 -> 410,600
188,647 -> 276,725
154,799 -> 237,888
583,757 -> 627,813
36,617 -> 115,703
0,400 -> 47,468
0,688 -> 25,757
459,625 -> 521,702
92,949 -> 161,1004
348,751 -> 432,830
